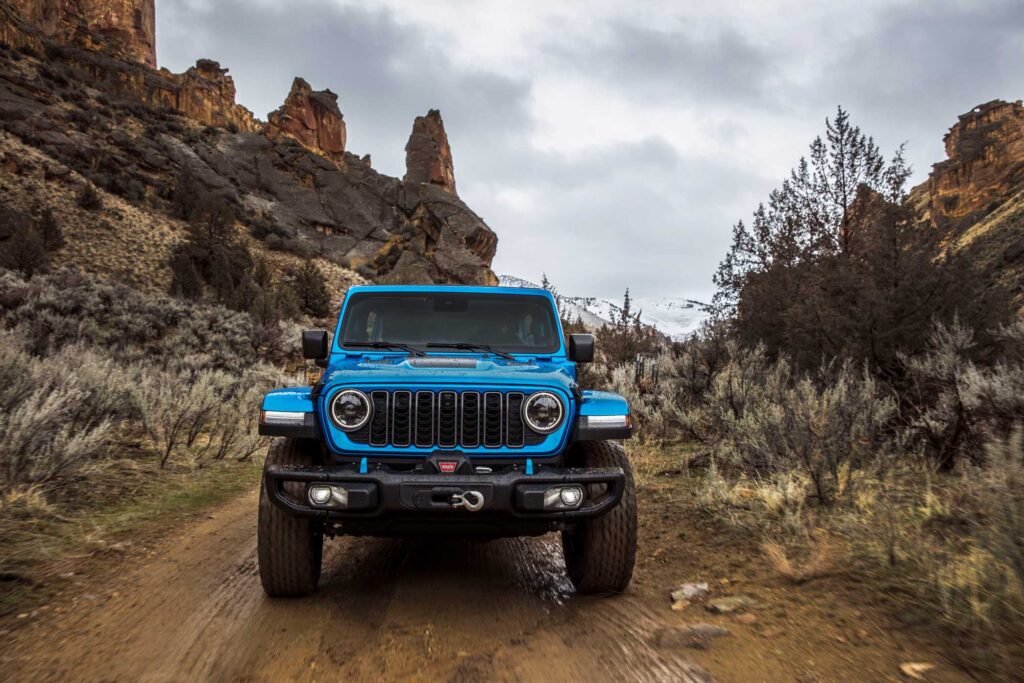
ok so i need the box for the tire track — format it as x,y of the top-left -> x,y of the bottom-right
6,492 -> 713,683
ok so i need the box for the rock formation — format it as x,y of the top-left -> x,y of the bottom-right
405,109 -> 456,194
915,100 -> 1024,232
266,78 -> 346,163
166,60 -> 257,133
11,0 -> 155,67
1,0 -> 43,52
905,99 -> 1024,308
0,0 -> 499,286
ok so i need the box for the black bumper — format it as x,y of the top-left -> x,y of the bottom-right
263,463 -> 625,538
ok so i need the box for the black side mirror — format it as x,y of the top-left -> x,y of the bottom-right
302,330 -> 329,367
568,334 -> 595,363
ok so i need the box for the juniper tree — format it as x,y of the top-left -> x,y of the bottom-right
1,225 -> 48,277
77,183 -> 102,211
710,106 -> 1007,376
37,209 -> 64,251
295,259 -> 331,318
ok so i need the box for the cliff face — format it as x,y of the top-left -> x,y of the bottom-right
11,0 -> 155,66
405,109 -> 456,194
915,100 -> 1024,233
167,59 -> 257,133
265,78 -> 346,163
909,99 -> 1024,307
0,0 -> 498,287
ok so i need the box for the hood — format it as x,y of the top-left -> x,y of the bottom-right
322,354 -> 577,394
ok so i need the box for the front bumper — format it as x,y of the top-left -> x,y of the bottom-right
264,463 -> 625,537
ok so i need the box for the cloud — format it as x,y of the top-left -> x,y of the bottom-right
155,0 -> 1024,303
809,0 -> 1024,176
158,0 -> 534,176
482,138 -> 774,301
541,20 -> 783,107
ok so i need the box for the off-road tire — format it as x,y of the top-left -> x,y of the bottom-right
258,438 -> 323,597
561,440 -> 637,594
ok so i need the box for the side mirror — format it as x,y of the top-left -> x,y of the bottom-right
302,330 -> 329,367
568,334 -> 595,363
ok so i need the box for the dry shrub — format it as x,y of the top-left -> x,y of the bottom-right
762,531 -> 834,584
679,344 -> 894,504
0,342 -> 125,493
903,321 -> 1024,471
132,367 -> 282,468
973,428 -> 1024,598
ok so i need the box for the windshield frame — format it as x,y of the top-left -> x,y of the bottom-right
332,288 -> 566,357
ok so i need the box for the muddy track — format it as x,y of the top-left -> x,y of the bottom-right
4,491 -> 713,683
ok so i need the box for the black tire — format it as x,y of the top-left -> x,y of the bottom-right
258,438 -> 324,597
561,440 -> 637,595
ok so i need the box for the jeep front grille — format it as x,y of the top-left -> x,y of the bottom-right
347,390 -> 547,449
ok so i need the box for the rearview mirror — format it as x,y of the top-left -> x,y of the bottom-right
568,334 -> 594,363
302,330 -> 329,367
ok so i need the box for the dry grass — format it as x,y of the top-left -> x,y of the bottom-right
761,531 -> 835,584
0,456 -> 261,618
0,132 -> 179,294
0,131 -> 364,306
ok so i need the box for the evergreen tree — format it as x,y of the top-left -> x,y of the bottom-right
295,259 -> 331,318
77,183 -> 102,211
710,106 -> 1008,375
169,252 -> 202,300
171,165 -> 201,221
1,225 -> 48,277
37,209 -> 64,251
541,272 -> 565,322
253,256 -> 273,289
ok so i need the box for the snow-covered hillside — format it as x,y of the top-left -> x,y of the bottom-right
498,275 -> 707,341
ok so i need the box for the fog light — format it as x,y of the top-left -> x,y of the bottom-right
560,486 -> 583,507
307,484 -> 349,508
543,485 -> 585,510
308,485 -> 332,506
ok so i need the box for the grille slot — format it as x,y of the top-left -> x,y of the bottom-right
391,390 -> 412,447
414,391 -> 435,448
368,391 -> 389,446
340,390 -> 555,449
461,393 -> 481,447
483,392 -> 503,448
506,392 -> 526,447
438,391 -> 458,448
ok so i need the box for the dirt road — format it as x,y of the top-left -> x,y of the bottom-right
3,490 -> 712,682
4,466 -> 976,683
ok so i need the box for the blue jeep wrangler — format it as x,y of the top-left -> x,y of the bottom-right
256,285 -> 637,597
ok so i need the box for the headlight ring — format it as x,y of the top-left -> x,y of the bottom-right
329,389 -> 372,431
522,391 -> 564,434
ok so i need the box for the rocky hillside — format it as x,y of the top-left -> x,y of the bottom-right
0,0 -> 498,295
909,100 -> 1024,307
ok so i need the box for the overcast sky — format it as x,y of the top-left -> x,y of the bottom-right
157,0 -> 1024,303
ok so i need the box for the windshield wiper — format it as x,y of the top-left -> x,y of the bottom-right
344,341 -> 426,357
426,342 -> 516,361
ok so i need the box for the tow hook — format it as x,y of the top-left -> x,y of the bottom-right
450,490 -> 485,512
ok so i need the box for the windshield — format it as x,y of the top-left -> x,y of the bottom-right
339,292 -> 561,354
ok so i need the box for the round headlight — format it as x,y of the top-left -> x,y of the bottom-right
329,389 -> 372,431
522,392 -> 564,434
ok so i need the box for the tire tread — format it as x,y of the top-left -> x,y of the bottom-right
562,440 -> 638,594
257,438 -> 323,597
